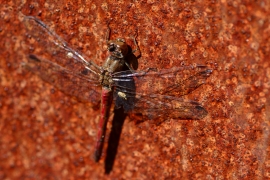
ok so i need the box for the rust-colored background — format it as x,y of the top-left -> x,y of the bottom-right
1,0 -> 270,179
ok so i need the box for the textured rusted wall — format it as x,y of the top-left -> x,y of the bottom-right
1,0 -> 270,179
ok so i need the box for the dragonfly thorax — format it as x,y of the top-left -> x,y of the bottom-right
99,70 -> 114,89
102,49 -> 126,73
100,38 -> 130,89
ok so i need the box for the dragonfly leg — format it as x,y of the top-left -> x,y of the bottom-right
131,31 -> 141,57
124,61 -> 135,73
106,22 -> 111,43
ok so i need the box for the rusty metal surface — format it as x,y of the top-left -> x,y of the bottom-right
1,0 -> 270,179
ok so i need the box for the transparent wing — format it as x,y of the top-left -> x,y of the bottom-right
114,92 -> 208,120
22,16 -> 102,105
23,54 -> 101,105
133,95 -> 207,120
112,65 -> 212,97
22,15 -> 101,77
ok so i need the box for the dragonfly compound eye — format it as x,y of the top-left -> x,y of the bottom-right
108,44 -> 116,52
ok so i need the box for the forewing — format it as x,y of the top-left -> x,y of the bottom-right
23,54 -> 101,106
112,65 -> 212,97
22,15 -> 101,76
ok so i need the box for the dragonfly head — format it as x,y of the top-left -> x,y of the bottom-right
107,38 -> 129,58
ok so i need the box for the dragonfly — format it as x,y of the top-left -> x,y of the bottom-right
22,16 -> 212,162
